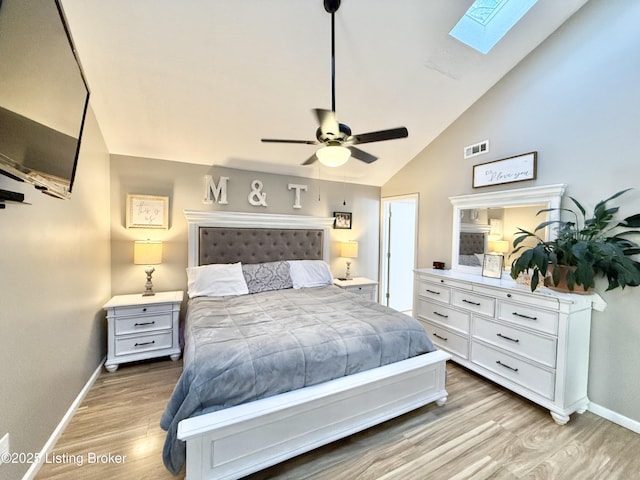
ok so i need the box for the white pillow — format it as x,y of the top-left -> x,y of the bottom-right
288,260 -> 333,289
186,262 -> 249,298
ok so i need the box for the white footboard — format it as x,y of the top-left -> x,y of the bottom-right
177,349 -> 450,480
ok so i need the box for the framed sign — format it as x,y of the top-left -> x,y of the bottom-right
333,212 -> 352,229
482,254 -> 505,279
126,194 -> 169,229
473,152 -> 537,188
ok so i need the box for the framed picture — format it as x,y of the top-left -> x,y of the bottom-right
473,151 -> 537,188
333,211 -> 352,229
482,254 -> 505,279
126,194 -> 169,229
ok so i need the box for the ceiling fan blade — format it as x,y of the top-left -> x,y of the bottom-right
350,127 -> 408,145
261,138 -> 318,145
313,108 -> 339,135
348,146 -> 378,164
302,153 -> 318,165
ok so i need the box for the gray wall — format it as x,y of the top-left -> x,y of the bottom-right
109,156 -> 381,297
383,0 -> 640,425
0,106 -> 111,480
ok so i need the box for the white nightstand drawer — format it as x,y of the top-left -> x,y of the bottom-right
114,331 -> 173,356
473,317 -> 557,368
111,303 -> 173,318
452,290 -> 495,317
471,342 -> 555,400
416,281 -> 451,304
421,320 -> 469,360
115,313 -> 173,335
416,299 -> 470,334
498,301 -> 558,335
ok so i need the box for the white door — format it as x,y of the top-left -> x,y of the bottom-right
381,195 -> 418,313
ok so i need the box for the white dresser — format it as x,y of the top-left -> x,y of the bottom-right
103,291 -> 183,372
334,277 -> 378,302
414,268 -> 594,424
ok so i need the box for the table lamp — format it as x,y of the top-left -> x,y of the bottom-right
340,241 -> 358,280
134,240 -> 162,296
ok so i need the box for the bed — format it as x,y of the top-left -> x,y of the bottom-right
162,210 -> 450,480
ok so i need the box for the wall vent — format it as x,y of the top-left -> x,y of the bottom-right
464,140 -> 489,159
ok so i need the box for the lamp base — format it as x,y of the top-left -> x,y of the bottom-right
345,260 -> 353,280
142,266 -> 156,296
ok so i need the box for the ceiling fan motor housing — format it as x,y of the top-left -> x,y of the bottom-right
324,0 -> 341,14
316,122 -> 351,143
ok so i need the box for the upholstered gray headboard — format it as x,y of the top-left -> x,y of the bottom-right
198,227 -> 324,265
459,231 -> 486,255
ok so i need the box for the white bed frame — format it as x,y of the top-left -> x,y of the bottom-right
178,210 -> 450,480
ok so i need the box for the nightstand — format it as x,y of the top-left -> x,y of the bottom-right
333,277 -> 379,302
103,291 -> 183,372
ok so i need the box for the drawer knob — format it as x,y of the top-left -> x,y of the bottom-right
496,360 -> 518,372
497,333 -> 520,343
507,293 -> 512,298
142,307 -> 147,312
512,312 -> 537,321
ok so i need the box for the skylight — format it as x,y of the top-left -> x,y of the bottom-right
449,0 -> 538,54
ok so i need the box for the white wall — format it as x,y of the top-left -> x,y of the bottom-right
109,156 -> 381,297
0,106 -> 111,480
382,0 -> 640,426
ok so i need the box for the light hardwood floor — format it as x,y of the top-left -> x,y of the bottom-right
35,358 -> 640,480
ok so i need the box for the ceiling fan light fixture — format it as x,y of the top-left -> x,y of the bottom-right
316,146 -> 350,167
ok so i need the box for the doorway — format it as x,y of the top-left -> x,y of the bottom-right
380,194 -> 418,314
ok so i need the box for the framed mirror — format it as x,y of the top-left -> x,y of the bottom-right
449,184 -> 566,275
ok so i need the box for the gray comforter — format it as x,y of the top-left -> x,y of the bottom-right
160,285 -> 435,474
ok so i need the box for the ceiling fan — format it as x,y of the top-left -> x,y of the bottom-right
261,0 -> 409,167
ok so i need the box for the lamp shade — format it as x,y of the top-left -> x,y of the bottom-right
488,240 -> 509,254
340,241 -> 358,258
316,146 -> 350,167
134,240 -> 163,265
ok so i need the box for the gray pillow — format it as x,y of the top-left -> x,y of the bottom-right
242,261 -> 293,294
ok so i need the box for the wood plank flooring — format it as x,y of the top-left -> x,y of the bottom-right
35,358 -> 640,480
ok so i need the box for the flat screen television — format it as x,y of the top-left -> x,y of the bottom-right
0,0 -> 89,199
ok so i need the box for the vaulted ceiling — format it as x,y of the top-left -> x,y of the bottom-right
60,0 -> 588,186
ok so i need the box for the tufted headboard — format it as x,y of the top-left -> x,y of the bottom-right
184,210 -> 335,267
459,231 -> 486,255
198,227 -> 324,265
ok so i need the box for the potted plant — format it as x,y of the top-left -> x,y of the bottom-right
509,189 -> 640,292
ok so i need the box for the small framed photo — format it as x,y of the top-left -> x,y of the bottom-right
333,211 -> 352,229
126,194 -> 169,229
482,254 -> 505,279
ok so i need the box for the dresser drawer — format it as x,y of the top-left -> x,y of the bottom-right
498,301 -> 559,335
471,342 -> 555,400
111,302 -> 174,318
416,281 -> 451,303
115,313 -> 173,335
473,317 -> 557,368
416,299 -> 470,334
114,331 -> 173,356
452,290 -> 495,317
475,286 -> 560,311
421,320 -> 469,359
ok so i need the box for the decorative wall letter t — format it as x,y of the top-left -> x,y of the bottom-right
248,179 -> 268,207
288,183 -> 308,209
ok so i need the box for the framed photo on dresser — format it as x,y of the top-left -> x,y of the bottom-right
482,254 -> 504,279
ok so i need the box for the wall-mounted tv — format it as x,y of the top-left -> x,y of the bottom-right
0,0 -> 89,199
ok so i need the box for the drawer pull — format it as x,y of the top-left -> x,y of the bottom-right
497,333 -> 520,343
496,360 -> 519,372
432,332 -> 448,341
462,299 -> 481,306
512,312 -> 538,321
134,321 -> 155,326
425,289 -> 440,295
134,340 -> 155,347
433,311 -> 449,318
142,307 -> 147,312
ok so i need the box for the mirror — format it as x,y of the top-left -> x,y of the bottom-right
449,184 -> 566,275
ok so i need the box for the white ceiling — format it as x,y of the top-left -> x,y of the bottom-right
60,0 -> 588,186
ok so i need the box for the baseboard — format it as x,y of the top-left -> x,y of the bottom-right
589,402 -> 640,434
22,357 -> 106,480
